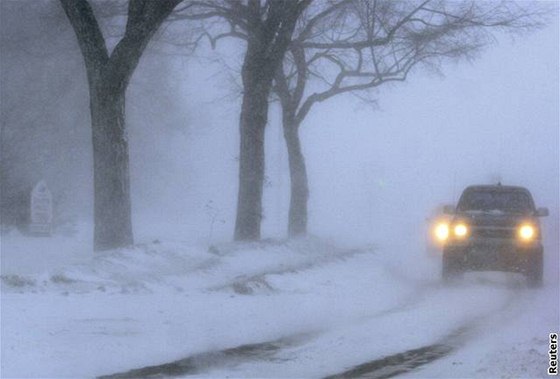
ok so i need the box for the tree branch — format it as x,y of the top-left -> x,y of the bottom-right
59,0 -> 109,79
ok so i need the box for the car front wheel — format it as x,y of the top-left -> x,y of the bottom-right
525,248 -> 543,288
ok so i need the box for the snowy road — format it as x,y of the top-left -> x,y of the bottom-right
157,279 -> 532,378
1,236 -> 557,378
98,272 -> 544,379
100,280 -> 524,379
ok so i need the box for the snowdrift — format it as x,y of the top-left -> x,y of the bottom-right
1,233 -> 557,378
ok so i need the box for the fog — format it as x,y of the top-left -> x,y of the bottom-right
2,2 -> 557,247
125,11 -> 559,255
1,0 -> 558,284
114,0 -> 559,293
1,1 -> 558,377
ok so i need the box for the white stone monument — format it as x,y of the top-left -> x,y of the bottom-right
30,180 -> 52,235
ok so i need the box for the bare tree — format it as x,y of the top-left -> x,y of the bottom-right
273,0 -> 547,236
175,0 -> 313,241
60,0 -> 181,251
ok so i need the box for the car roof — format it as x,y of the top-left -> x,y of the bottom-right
463,185 -> 531,193
458,184 -> 536,211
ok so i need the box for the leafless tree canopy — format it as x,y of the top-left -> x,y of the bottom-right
275,0 -> 548,124
268,0 -> 548,236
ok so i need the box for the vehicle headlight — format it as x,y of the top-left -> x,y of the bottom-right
518,224 -> 535,241
434,222 -> 449,242
453,223 -> 468,238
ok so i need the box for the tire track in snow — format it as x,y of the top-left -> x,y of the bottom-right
323,323 -> 476,379
324,344 -> 454,379
97,332 -> 315,379
323,279 -> 531,379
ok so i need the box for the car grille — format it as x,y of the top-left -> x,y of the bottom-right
471,227 -> 515,239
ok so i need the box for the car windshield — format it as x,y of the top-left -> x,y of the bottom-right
457,189 -> 534,214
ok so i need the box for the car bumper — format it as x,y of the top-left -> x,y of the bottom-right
444,239 -> 542,273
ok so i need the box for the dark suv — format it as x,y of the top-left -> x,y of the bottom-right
441,184 -> 548,287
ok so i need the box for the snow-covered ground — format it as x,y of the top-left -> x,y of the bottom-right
1,227 -> 558,378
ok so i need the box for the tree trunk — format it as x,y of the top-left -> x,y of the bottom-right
60,0 -> 181,251
283,117 -> 309,237
234,72 -> 271,241
232,1 -> 309,241
90,84 -> 133,251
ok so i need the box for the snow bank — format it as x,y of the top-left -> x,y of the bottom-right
2,236 -> 361,296
1,232 -> 557,378
1,235 -> 389,377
